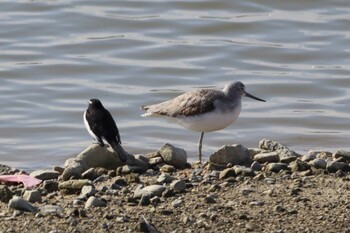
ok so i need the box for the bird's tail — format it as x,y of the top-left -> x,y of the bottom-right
109,141 -> 128,162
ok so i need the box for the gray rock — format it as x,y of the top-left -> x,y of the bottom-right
139,193 -> 151,206
219,168 -> 236,179
93,174 -> 109,183
85,196 -> 106,208
23,190 -> 42,203
30,170 -> 60,180
266,163 -> 289,173
134,185 -> 166,198
149,157 -> 164,166
209,144 -> 252,166
59,179 -> 91,193
248,148 -> 264,159
82,168 -> 100,180
251,161 -> 262,171
160,164 -> 176,173
8,196 -> 37,212
302,150 -> 318,162
259,139 -> 301,160
333,150 -> 350,161
80,185 -> 96,198
157,173 -> 174,183
77,144 -> 127,169
0,185 -> 13,203
43,180 -> 59,193
172,199 -> 183,208
204,194 -> 216,204
289,160 -> 310,172
254,152 -> 279,163
170,180 -> 186,192
309,158 -> 327,169
158,143 -> 187,169
233,165 -> 255,176
326,161 -> 350,173
61,158 -> 86,181
40,205 -> 64,215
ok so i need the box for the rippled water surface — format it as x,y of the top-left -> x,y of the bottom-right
1,0 -> 349,170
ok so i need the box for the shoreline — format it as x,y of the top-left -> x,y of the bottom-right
1,139 -> 350,232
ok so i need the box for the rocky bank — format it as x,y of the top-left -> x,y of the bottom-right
1,139 -> 350,233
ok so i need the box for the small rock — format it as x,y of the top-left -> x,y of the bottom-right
114,177 -> 128,186
61,159 -> 86,181
0,185 -> 13,203
254,152 -> 279,163
40,205 -> 64,215
125,173 -> 140,183
170,180 -> 186,192
209,144 -> 252,166
251,161 -> 262,171
85,196 -> 106,208
93,174 -> 109,183
204,194 -> 216,204
309,158 -> 327,169
266,163 -> 289,173
233,165 -> 255,176
274,205 -> 286,212
219,168 -> 236,179
30,170 -> 60,180
80,185 -> 96,198
333,150 -> 350,161
23,190 -> 42,203
246,222 -> 259,231
172,199 -> 183,208
289,160 -> 310,172
139,193 -> 151,206
8,196 -> 37,212
302,150 -> 318,161
149,157 -> 164,166
59,179 -> 91,193
157,173 -> 174,183
158,143 -> 187,169
82,168 -> 100,180
43,180 -> 59,193
134,185 -> 166,198
160,164 -> 176,173
241,188 -> 256,195
249,201 -> 265,206
326,161 -> 350,173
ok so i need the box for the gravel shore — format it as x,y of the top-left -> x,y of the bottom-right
1,140 -> 350,233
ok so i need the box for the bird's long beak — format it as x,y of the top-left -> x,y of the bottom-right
245,92 -> 266,102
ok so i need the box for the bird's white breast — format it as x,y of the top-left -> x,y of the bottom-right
175,105 -> 242,132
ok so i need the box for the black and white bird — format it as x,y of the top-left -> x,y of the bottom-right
84,99 -> 127,162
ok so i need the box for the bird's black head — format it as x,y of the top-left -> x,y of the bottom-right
88,99 -> 104,109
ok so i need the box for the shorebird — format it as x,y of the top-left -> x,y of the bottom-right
141,81 -> 265,162
84,99 -> 127,162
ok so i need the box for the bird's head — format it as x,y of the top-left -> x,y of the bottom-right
88,99 -> 104,108
224,81 -> 265,102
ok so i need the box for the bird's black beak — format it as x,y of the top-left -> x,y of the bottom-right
245,92 -> 266,102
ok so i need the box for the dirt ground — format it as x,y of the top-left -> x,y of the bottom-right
1,164 -> 350,233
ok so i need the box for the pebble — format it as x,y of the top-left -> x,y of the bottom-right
204,194 -> 216,203
157,173 -> 174,183
58,179 -> 91,193
233,165 -> 255,176
40,205 -> 64,215
172,199 -> 183,208
302,150 -> 318,161
309,158 -> 327,169
139,193 -> 151,206
30,170 -> 60,180
219,168 -> 236,179
43,180 -> 59,193
251,161 -> 262,171
134,185 -> 167,198
326,161 -> 350,173
241,188 -> 256,195
266,163 -> 289,173
8,196 -> 37,212
170,180 -> 186,192
82,168 -> 100,180
80,185 -> 97,198
158,143 -> 187,169
0,185 -> 13,203
254,152 -> 280,163
249,201 -> 265,206
85,196 -> 106,208
264,178 -> 276,184
246,222 -> 259,231
23,190 -> 42,203
209,144 -> 252,166
160,164 -> 176,173
289,160 -> 310,172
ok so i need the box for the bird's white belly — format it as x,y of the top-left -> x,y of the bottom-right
175,108 -> 242,132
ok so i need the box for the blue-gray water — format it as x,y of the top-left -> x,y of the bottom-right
1,0 -> 349,170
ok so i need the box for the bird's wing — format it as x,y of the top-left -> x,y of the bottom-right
100,109 -> 122,143
142,89 -> 222,117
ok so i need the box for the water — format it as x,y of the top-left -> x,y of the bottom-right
1,0 -> 349,170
